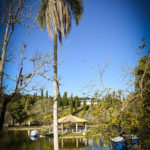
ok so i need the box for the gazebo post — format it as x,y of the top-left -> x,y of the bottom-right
85,123 -> 87,132
61,123 -> 63,133
76,123 -> 78,132
76,138 -> 79,147
61,139 -> 64,148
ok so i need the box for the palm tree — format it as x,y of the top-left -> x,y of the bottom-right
37,1 -> 83,149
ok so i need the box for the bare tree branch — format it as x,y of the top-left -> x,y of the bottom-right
15,43 -> 25,91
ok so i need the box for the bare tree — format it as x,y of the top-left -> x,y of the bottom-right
82,60 -> 111,97
121,38 -> 150,112
0,0 -> 36,94
0,43 -> 53,133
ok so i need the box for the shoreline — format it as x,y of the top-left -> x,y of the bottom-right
7,127 -> 43,131
7,126 -> 90,139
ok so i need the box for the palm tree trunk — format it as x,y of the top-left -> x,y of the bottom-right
53,32 -> 59,150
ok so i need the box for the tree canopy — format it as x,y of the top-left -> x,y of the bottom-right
37,0 -> 84,43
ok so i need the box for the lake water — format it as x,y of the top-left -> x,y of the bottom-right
0,131 -> 112,150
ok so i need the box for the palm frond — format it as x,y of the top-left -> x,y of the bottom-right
37,0 -> 84,43
63,0 -> 84,24
37,0 -> 48,31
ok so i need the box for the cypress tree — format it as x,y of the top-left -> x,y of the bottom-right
41,89 -> 43,99
113,91 -> 116,97
63,92 -> 67,107
62,93 -> 64,109
57,92 -> 61,107
70,94 -> 73,114
46,90 -> 48,98
35,92 -> 37,99
75,96 -> 78,113
83,98 -> 86,112
62,93 -> 64,110
65,92 -> 68,106
33,93 -> 36,102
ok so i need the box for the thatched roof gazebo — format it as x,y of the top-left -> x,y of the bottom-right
58,115 -> 88,133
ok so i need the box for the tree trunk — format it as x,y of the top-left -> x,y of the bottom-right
0,98 -> 8,134
53,32 -> 59,150
0,23 -> 10,93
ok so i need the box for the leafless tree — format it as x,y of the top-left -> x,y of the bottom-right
0,43 -> 53,133
82,60 -> 112,97
0,0 -> 37,95
121,38 -> 150,112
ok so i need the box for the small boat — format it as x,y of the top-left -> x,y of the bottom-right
111,137 -> 126,150
30,136 -> 38,141
111,136 -> 125,142
29,130 -> 39,138
111,136 -> 138,150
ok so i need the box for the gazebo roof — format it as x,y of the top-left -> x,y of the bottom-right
58,115 -> 88,124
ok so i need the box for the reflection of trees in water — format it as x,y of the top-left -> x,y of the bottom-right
0,131 -> 112,150
0,131 -> 31,150
59,138 -> 87,150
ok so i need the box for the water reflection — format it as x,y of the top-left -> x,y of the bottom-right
0,131 -> 112,150
29,136 -> 38,141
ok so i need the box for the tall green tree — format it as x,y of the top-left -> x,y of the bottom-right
46,90 -> 48,98
83,98 -> 86,112
113,91 -> 116,97
70,94 -> 73,114
41,89 -> 43,99
75,96 -> 78,113
134,55 -> 150,149
7,95 -> 27,125
62,92 -> 67,107
37,1 -> 84,149
57,92 -> 61,107
33,92 -> 37,102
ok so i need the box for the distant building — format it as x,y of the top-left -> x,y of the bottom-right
79,97 -> 97,105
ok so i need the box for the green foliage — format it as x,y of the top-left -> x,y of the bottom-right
113,91 -> 116,97
70,94 -> 73,114
65,0 -> 84,25
62,92 -> 68,107
6,94 -> 89,126
75,96 -> 78,113
33,92 -> 37,103
43,114 -> 53,122
83,98 -> 86,112
91,94 -> 139,139
37,0 -> 48,31
37,0 -> 84,41
7,95 -> 27,124
134,53 -> 150,149
41,89 -> 43,99
134,56 -> 150,95
57,92 -> 61,107
91,39 -> 150,149
49,96 -> 53,101
46,90 -> 48,98
29,98 -> 53,123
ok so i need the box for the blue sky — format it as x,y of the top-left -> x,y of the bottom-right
3,0 -> 150,97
